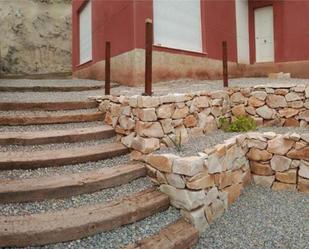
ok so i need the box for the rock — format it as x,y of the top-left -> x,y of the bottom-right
247,148 -> 272,161
131,136 -> 160,153
136,121 -> 164,138
118,116 -> 135,130
121,132 -> 136,148
173,156 -> 204,176
222,183 -> 243,206
275,169 -> 297,183
205,187 -> 220,206
160,184 -> 205,210
192,96 -> 210,108
248,96 -> 265,107
299,161 -> 309,179
184,115 -> 197,128
172,106 -> 189,119
250,161 -> 274,176
288,100 -> 303,109
210,106 -> 223,117
270,155 -> 292,172
130,150 -> 145,161
137,108 -> 157,121
189,127 -> 204,137
289,133 -> 301,141
242,168 -> 252,186
214,170 -> 233,189
160,119 -> 174,134
175,125 -> 189,144
274,89 -> 289,95
232,104 -> 246,117
204,115 -> 217,133
299,110 -> 309,122
278,108 -> 299,118
186,172 -> 215,190
181,207 -> 209,233
256,105 -> 274,119
250,91 -> 267,101
287,147 -> 309,161
207,153 -> 224,173
298,177 -> 309,193
211,198 -> 226,219
285,92 -> 301,102
284,118 -> 300,127
246,139 -> 267,150
252,175 -> 275,188
156,170 -> 168,184
266,95 -> 287,108
272,182 -> 296,191
291,160 -> 300,168
156,104 -> 175,119
146,154 -> 177,173
137,96 -> 160,108
165,173 -> 186,188
306,87 -> 309,98
267,135 -> 295,155
110,103 -> 122,116
301,134 -> 309,143
245,106 -> 256,115
210,90 -> 228,99
230,92 -> 246,104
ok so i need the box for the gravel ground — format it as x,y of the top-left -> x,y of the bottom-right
0,121 -> 104,132
195,184 -> 309,249
17,206 -> 180,249
0,136 -> 116,153
0,79 -> 104,87
159,127 -> 309,156
111,77 -> 309,96
0,108 -> 99,116
0,177 -> 152,216
0,154 -> 130,180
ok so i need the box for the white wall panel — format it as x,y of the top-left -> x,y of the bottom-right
79,0 -> 92,64
153,0 -> 202,52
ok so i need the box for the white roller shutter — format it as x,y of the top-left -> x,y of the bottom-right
153,0 -> 203,52
79,0 -> 92,64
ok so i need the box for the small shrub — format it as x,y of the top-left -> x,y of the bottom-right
168,132 -> 183,152
219,116 -> 256,132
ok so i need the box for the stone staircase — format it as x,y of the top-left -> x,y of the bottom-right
0,80 -> 198,248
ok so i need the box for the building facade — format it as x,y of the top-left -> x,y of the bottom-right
72,0 -> 309,86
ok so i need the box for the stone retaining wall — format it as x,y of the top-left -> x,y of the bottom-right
98,84 -> 309,154
142,132 -> 308,232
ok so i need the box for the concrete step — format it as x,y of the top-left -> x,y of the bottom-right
124,219 -> 199,249
0,189 -> 170,247
0,111 -> 104,125
0,100 -> 98,111
0,142 -> 129,170
0,125 -> 115,145
0,163 -> 146,203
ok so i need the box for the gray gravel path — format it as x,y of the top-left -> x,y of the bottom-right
0,136 -> 116,153
0,108 -> 99,116
159,127 -> 309,156
17,206 -> 180,249
195,184 -> 309,249
0,154 -> 130,180
0,177 -> 152,216
0,79 -> 103,87
0,121 -> 104,132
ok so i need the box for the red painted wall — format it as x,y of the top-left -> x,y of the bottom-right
249,0 -> 309,63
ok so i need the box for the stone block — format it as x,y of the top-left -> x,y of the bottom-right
146,154 -> 177,173
156,104 -> 175,119
272,181 -> 296,191
165,173 -> 186,188
252,174 -> 275,188
131,136 -> 160,154
222,183 -> 243,206
266,94 -> 287,108
270,155 -> 292,172
137,108 -> 157,121
275,169 -> 297,183
214,171 -> 233,189
136,121 -> 164,138
299,160 -> 309,179
267,135 -> 295,155
181,207 -> 209,233
250,161 -> 274,176
247,148 -> 272,161
186,172 -> 215,190
173,156 -> 204,176
298,177 -> 309,193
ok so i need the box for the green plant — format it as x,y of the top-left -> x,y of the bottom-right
168,132 -> 183,152
219,116 -> 257,132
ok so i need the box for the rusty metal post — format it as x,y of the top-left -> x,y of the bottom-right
222,41 -> 228,87
105,41 -> 111,95
144,19 -> 153,96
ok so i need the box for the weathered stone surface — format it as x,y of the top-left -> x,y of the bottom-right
118,116 -> 135,130
210,106 -> 223,117
246,139 -> 267,150
184,115 -> 197,128
207,153 -> 224,173
131,136 -> 160,154
203,115 -> 217,133
284,118 -> 300,127
189,127 -> 204,138
136,121 -> 164,138
181,207 -> 209,233
222,183 -> 243,206
250,91 -> 267,101
252,175 -> 275,188
275,169 -> 297,184
285,92 -> 301,102
291,160 -> 300,168
301,134 -> 309,143
270,155 -> 291,172
137,108 -> 157,121
274,89 -> 289,95
159,119 -> 174,134
288,100 -> 303,109
205,187 -> 220,206
266,95 -> 287,108
214,170 -> 233,189
165,173 -> 186,188
230,92 -> 246,104
299,110 -> 309,122
299,161 -> 309,179
121,132 -> 136,148
232,105 -> 246,117
146,154 -> 177,173
278,108 -> 299,118
298,177 -> 309,193
160,184 -> 205,210
192,96 -> 210,108
287,147 -> 309,161
247,148 -> 272,161
248,96 -> 265,107
156,104 -> 175,119
245,106 -> 256,115
250,161 -> 274,176
256,105 -> 274,119
186,172 -> 215,190
156,171 -> 168,184
173,156 -> 204,176
272,181 -> 296,191
267,136 -> 295,155
137,96 -> 160,108
172,106 -> 189,119
210,90 -> 228,99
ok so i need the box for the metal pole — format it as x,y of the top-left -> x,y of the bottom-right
222,41 -> 228,87
105,41 -> 111,95
144,19 -> 153,96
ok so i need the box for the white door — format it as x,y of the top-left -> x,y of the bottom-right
79,0 -> 92,64
153,0 -> 202,52
254,6 -> 274,62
